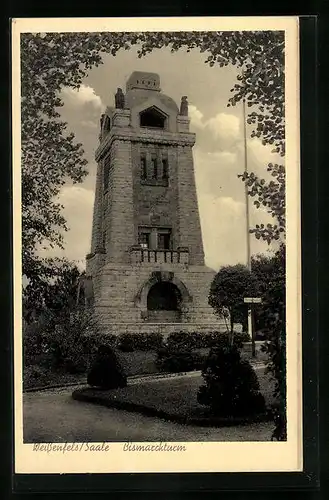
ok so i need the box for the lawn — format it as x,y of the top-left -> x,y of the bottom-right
73,367 -> 276,427
24,366 -> 86,391
23,350 -> 158,390
116,350 -> 158,376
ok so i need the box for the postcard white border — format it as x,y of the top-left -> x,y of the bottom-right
12,16 -> 302,474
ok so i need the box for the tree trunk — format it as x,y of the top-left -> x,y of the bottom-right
229,315 -> 234,346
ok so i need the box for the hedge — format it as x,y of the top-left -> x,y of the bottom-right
117,332 -> 164,352
114,330 -> 250,352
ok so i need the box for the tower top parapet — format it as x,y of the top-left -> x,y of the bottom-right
126,71 -> 161,92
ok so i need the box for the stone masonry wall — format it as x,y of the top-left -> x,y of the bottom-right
131,143 -> 174,240
176,145 -> 205,265
92,262 -> 223,335
90,158 -> 104,254
88,77 -> 224,337
105,139 -> 135,264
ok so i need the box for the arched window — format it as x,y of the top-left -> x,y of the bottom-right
140,107 -> 166,129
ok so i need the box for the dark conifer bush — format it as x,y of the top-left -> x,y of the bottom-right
197,342 -> 265,417
87,345 -> 127,389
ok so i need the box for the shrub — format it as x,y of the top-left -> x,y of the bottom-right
189,331 -> 208,349
137,332 -> 164,351
47,308 -> 101,373
205,331 -> 225,348
94,333 -> 118,348
235,330 -> 251,344
165,331 -> 249,351
117,332 -> 164,352
156,344 -> 205,373
166,331 -> 190,349
23,315 -> 52,366
87,344 -> 127,389
23,307 -> 102,374
197,342 -> 266,417
166,331 -> 210,350
23,365 -> 51,389
117,333 -> 135,352
207,330 -> 251,349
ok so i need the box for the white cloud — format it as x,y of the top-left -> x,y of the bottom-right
198,193 -> 277,271
247,137 -> 283,166
38,185 -> 94,266
58,185 -> 94,207
229,137 -> 284,181
189,104 -> 205,129
206,151 -> 237,165
61,84 -> 103,110
193,147 -> 241,199
189,104 -> 240,146
218,196 -> 245,215
206,113 -> 240,141
81,120 -> 98,129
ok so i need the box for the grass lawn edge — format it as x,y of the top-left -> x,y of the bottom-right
72,387 -> 274,428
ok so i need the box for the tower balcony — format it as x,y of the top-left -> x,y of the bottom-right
130,246 -> 189,265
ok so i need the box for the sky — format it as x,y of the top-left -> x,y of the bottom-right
40,44 -> 282,271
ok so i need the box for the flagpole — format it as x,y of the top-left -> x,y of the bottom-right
243,98 -> 251,271
242,99 -> 256,357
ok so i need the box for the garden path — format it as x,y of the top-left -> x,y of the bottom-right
24,366 -> 273,443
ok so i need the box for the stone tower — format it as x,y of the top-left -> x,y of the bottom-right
85,71 -> 225,335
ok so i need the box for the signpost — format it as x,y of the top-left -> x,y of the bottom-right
244,297 -> 262,357
242,100 -> 262,357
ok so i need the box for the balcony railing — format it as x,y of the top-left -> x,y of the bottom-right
130,246 -> 189,265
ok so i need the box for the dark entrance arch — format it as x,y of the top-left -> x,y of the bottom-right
146,281 -> 182,322
147,282 -> 181,311
135,272 -> 192,323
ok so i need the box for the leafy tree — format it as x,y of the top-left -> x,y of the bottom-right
239,164 -> 285,244
23,259 -> 82,322
44,262 -> 82,311
252,246 -> 286,435
23,304 -> 101,374
251,251 -> 282,332
209,264 -> 259,344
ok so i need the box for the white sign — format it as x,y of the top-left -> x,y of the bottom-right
244,297 -> 262,304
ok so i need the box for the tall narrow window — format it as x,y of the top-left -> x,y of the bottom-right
151,157 -> 158,179
138,231 -> 150,249
140,156 -> 147,180
157,229 -> 172,250
162,158 -> 169,180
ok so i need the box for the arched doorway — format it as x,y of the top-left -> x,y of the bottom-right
135,272 -> 192,323
147,281 -> 182,322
